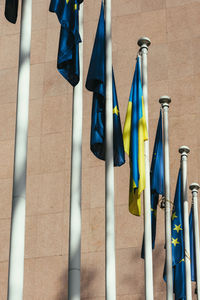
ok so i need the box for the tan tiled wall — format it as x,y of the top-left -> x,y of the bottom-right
0,0 -> 199,299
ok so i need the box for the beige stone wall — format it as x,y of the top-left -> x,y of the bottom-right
0,0 -> 199,298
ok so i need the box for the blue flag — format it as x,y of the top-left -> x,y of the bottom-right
49,0 -> 83,86
141,110 -> 164,257
85,2 -> 125,167
189,207 -> 196,282
5,0 -> 18,23
164,169 -> 186,300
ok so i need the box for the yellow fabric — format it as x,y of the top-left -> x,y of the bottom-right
124,97 -> 148,216
123,101 -> 132,156
113,105 -> 119,116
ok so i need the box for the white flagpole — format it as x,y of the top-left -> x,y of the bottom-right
105,0 -> 116,299
68,3 -> 83,300
137,37 -> 154,300
179,146 -> 192,299
159,96 -> 173,300
7,0 -> 32,299
189,183 -> 200,299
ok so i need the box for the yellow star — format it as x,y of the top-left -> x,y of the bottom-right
113,106 -> 119,116
173,224 -> 182,233
151,208 -> 157,217
172,212 -> 178,220
66,0 -> 69,3
179,258 -> 184,263
172,238 -> 179,247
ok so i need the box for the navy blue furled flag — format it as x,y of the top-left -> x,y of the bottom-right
189,207 -> 196,282
164,169 -> 186,300
85,2 -> 125,167
5,0 -> 18,23
141,110 -> 164,257
49,0 -> 83,86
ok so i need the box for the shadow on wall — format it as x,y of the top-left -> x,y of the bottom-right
117,242 -> 166,299
56,244 -> 166,299
56,267 -> 96,300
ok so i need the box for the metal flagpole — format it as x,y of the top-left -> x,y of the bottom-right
159,96 -> 173,300
137,37 -> 154,300
179,146 -> 192,299
105,0 -> 116,299
7,0 -> 32,299
68,3 -> 83,300
189,183 -> 200,299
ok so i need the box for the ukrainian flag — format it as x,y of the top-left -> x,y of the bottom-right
123,57 -> 148,216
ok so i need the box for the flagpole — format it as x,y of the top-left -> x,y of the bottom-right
159,96 -> 173,300
189,183 -> 200,299
137,37 -> 153,300
7,0 -> 32,299
104,0 -> 116,299
179,146 -> 192,299
68,3 -> 83,300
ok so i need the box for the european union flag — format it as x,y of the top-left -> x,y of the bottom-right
164,169 -> 186,300
49,0 -> 83,86
141,110 -> 164,257
189,207 -> 196,282
123,57 -> 148,216
85,2 -> 125,167
5,0 -> 18,23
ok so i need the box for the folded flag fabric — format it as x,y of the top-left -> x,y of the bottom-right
123,56 -> 148,216
164,169 -> 186,300
141,110 -> 164,257
189,207 -> 196,282
49,0 -> 83,86
85,2 -> 125,167
5,0 -> 18,24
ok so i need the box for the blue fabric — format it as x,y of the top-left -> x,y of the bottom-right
164,170 -> 186,300
85,2 -> 125,167
171,170 -> 184,266
49,0 -> 82,86
129,58 -> 143,186
141,110 -> 164,257
5,0 -> 18,23
189,207 -> 196,282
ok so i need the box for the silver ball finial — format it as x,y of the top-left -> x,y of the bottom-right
159,96 -> 171,108
179,146 -> 190,156
189,183 -> 200,193
137,37 -> 151,49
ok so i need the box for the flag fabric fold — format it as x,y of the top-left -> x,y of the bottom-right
49,0 -> 83,86
141,110 -> 164,257
123,57 -> 148,216
5,0 -> 18,24
164,169 -> 186,300
189,207 -> 196,282
85,2 -> 125,167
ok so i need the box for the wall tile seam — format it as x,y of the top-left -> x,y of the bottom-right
27,169 -> 70,177
112,7 -> 166,21
166,1 -> 200,12
26,211 -> 65,218
23,254 -> 65,262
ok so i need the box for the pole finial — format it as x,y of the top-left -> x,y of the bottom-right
137,37 -> 151,50
179,146 -> 190,156
189,183 -> 200,193
159,96 -> 171,108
